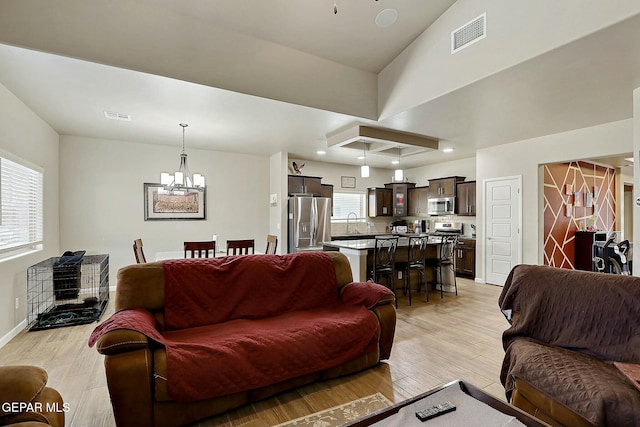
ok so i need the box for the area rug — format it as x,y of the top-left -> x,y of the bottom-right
273,393 -> 392,427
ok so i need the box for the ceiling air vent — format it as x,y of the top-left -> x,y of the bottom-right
451,13 -> 486,54
104,111 -> 131,121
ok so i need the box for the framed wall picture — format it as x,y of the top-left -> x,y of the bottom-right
585,192 -> 593,208
144,183 -> 206,220
341,176 -> 356,188
574,191 -> 582,208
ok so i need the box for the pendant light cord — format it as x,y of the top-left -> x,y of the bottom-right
180,123 -> 188,154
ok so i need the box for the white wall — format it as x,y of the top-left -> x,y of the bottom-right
406,156 -> 476,185
59,136 -> 270,284
379,0 -> 640,118
476,118 -> 633,282
0,83 -> 59,341
269,151 -> 288,254
288,158 -> 396,193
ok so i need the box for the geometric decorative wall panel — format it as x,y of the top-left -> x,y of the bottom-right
543,161 -> 616,269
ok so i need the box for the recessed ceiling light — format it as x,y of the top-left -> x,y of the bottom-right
443,148 -> 454,153
317,150 -> 326,155
357,155 -> 365,160
375,9 -> 398,28
391,160 -> 400,165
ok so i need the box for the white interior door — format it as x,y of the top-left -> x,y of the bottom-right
484,176 -> 522,286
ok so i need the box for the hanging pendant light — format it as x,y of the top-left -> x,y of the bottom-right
394,146 -> 403,182
160,123 -> 205,192
360,140 -> 370,178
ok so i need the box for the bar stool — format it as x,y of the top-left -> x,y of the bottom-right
435,234 -> 459,298
370,236 -> 399,308
396,235 -> 429,305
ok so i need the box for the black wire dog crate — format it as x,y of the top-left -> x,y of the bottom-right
27,254 -> 109,331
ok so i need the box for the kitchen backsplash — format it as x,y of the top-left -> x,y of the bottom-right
331,215 -> 477,236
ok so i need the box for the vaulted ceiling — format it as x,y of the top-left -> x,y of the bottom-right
0,1 -> 639,169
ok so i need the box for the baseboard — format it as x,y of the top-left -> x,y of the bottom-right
0,319 -> 26,350
475,277 -> 485,283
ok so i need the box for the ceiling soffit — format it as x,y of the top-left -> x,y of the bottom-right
327,125 -> 439,158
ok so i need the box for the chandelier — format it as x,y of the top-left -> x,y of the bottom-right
160,123 -> 205,192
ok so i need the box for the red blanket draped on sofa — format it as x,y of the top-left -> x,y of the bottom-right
163,252 -> 339,330
90,252 -> 386,402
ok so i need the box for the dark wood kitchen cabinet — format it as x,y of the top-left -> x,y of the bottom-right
385,182 -> 415,217
427,176 -> 465,198
456,238 -> 476,277
408,186 -> 430,217
456,181 -> 476,216
288,175 -> 322,196
320,184 -> 333,215
368,187 -> 393,217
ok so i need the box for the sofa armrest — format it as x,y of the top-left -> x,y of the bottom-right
340,281 -> 395,308
0,367 -> 65,427
95,329 -> 150,355
89,307 -> 163,356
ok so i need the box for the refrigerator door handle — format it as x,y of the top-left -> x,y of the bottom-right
310,199 -> 317,246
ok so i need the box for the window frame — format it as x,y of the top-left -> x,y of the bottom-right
331,190 -> 366,221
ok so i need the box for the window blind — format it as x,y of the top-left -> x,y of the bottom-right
332,192 -> 365,220
0,157 -> 43,254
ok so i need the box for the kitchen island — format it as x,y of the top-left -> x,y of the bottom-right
323,235 -> 455,292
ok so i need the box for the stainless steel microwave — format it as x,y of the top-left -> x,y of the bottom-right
427,197 -> 455,215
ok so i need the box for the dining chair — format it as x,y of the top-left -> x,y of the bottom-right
265,234 -> 278,254
396,235 -> 429,305
370,236 -> 399,308
184,241 -> 216,258
435,234 -> 459,298
226,239 -> 255,256
133,238 -> 146,263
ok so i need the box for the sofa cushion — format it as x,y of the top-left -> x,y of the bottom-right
502,338 -> 640,427
156,304 -> 379,401
163,252 -> 338,330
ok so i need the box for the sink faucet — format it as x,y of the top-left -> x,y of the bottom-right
346,212 -> 358,234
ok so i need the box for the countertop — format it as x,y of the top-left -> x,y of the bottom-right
325,235 -> 438,251
332,233 -> 476,241
326,233 -> 475,251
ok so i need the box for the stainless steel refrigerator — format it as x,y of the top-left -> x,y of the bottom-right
288,196 -> 332,252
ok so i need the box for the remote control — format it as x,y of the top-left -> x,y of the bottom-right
415,401 -> 456,421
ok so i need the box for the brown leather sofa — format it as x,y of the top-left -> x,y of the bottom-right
91,252 -> 396,427
499,265 -> 640,427
0,365 -> 65,427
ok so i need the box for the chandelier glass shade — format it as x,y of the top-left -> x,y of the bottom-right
160,123 -> 205,192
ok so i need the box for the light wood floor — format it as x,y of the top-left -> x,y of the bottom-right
0,277 -> 510,427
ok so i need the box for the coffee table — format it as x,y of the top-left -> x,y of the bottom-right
346,380 -> 550,426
